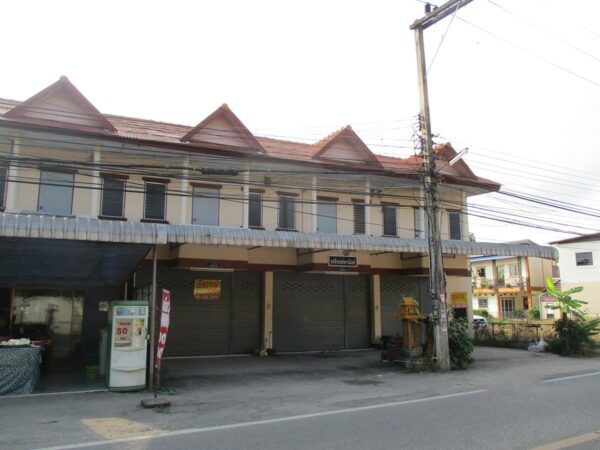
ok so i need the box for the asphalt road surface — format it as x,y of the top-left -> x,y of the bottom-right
39,368 -> 600,450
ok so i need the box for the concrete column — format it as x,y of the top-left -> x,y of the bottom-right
5,137 -> 20,211
242,169 -> 249,228
371,274 -> 381,344
263,271 -> 274,350
364,178 -> 371,235
90,146 -> 101,216
180,157 -> 190,224
311,175 -> 317,232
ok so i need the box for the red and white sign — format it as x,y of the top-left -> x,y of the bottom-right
155,289 -> 170,369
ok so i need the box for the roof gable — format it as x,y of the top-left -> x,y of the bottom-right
312,126 -> 382,168
3,76 -> 116,132
435,143 -> 475,178
181,104 -> 265,154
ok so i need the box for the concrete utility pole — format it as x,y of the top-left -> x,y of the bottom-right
410,0 -> 474,371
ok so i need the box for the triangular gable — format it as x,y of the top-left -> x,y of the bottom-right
434,143 -> 475,178
312,126 -> 382,167
181,104 -> 265,154
3,76 -> 116,132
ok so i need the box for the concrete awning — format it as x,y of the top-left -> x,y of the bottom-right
0,213 -> 558,260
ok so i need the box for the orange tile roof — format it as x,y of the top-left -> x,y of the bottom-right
0,96 -> 499,190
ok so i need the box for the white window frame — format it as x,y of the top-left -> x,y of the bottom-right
317,199 -> 337,233
38,170 -> 74,216
192,185 -> 220,226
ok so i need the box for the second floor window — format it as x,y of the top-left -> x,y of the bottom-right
0,167 -> 7,210
448,211 -> 462,240
576,252 -> 593,266
278,195 -> 296,230
38,170 -> 73,215
144,181 -> 167,221
100,177 -> 125,218
353,201 -> 365,235
248,192 -> 262,228
383,205 -> 397,236
317,199 -> 336,233
192,186 -> 219,226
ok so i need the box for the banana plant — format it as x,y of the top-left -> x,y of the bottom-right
541,277 -> 587,320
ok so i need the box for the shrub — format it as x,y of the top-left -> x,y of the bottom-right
448,319 -> 474,370
528,306 -> 541,321
474,309 -> 490,318
549,318 -> 600,356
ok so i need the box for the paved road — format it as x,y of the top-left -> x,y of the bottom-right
39,366 -> 600,450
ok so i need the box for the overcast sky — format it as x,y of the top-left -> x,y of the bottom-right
2,0 -> 599,245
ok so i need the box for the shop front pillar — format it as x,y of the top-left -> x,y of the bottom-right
263,271 -> 274,351
371,274 -> 381,344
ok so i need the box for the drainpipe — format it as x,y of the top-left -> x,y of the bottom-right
148,245 -> 158,390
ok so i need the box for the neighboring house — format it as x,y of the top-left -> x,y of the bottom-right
551,233 -> 600,317
0,77 -> 558,380
470,240 -> 557,319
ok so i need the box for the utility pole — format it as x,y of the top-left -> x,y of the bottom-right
410,0 -> 474,371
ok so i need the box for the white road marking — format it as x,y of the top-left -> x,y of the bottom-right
0,389 -> 108,399
543,371 -> 600,383
35,389 -> 487,450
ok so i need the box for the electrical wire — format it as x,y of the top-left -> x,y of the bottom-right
455,14 -> 600,89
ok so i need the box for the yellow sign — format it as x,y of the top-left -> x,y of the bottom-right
194,279 -> 222,300
451,292 -> 468,306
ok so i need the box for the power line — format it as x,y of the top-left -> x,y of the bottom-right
455,14 -> 600,89
487,0 -> 600,65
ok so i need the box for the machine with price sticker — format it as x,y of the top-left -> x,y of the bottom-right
106,301 -> 149,391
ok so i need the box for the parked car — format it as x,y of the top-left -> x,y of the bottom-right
473,315 -> 488,330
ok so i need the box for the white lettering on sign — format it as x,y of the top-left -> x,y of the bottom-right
328,256 -> 358,268
155,289 -> 171,369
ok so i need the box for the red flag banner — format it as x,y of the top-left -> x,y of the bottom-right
155,289 -> 170,369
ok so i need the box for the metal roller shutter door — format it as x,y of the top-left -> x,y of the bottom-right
380,275 -> 429,337
273,273 -> 370,352
344,275 -> 371,349
230,271 -> 262,354
159,270 -> 232,356
144,268 -> 261,357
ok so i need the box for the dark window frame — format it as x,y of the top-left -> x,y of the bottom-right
0,166 -> 7,211
382,204 -> 397,236
100,177 -> 126,219
448,210 -> 462,240
143,181 -> 167,222
278,195 -> 296,230
353,201 -> 366,235
575,252 -> 594,267
248,191 -> 263,228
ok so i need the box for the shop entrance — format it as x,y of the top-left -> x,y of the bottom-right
11,289 -> 84,360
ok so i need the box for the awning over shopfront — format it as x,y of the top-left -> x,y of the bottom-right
0,213 -> 558,260
0,236 -> 151,286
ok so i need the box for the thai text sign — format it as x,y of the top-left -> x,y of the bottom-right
194,279 -> 222,300
328,256 -> 357,268
451,292 -> 468,306
155,289 -> 170,369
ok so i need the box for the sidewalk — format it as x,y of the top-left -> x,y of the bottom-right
1,347 -> 599,450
